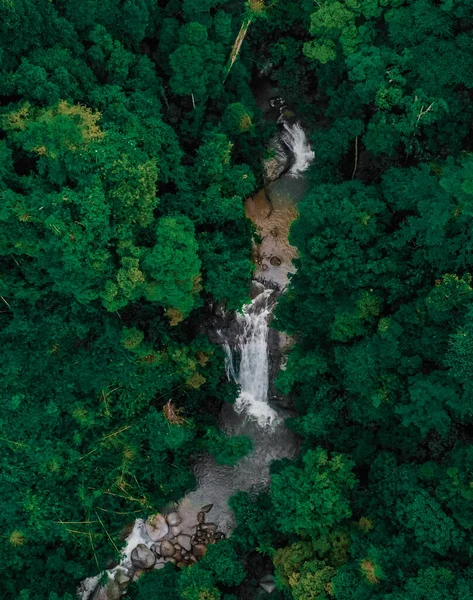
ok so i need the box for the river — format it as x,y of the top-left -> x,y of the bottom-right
80,117 -> 313,600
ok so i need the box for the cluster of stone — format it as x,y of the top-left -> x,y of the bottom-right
141,504 -> 224,570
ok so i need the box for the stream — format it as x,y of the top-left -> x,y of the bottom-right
80,111 -> 313,600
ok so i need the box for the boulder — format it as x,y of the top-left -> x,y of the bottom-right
270,256 -> 282,266
115,570 -> 132,591
146,513 -> 168,541
259,574 -> 276,594
170,525 -> 182,537
176,534 -> 192,552
130,544 -> 156,570
150,542 -> 161,556
202,523 -> 217,532
166,512 -> 181,527
201,504 -> 213,513
250,280 -> 265,299
160,540 -> 175,557
197,511 -> 205,524
193,543 -> 207,559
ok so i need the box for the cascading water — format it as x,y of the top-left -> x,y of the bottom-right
280,121 -> 315,177
221,289 -> 280,428
79,109 -> 312,600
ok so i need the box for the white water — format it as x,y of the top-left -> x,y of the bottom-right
280,122 -> 315,176
221,289 -> 281,428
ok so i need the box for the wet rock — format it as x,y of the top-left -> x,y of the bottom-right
150,542 -> 161,556
146,513 -> 169,541
115,570 -> 132,591
170,525 -> 182,537
103,580 -> 121,600
193,543 -> 207,559
166,512 -> 181,527
197,511 -> 205,524
250,280 -> 265,299
263,137 -> 291,182
270,256 -> 282,266
131,544 -> 156,570
259,574 -> 276,594
201,503 -> 213,513
177,534 -> 192,552
160,540 -> 176,557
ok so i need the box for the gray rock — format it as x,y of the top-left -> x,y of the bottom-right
170,524 -> 182,537
146,514 -> 169,541
193,543 -> 207,559
263,137 -> 290,182
131,544 -> 156,570
160,540 -> 175,557
197,511 -> 205,524
115,570 -> 132,591
259,574 -> 276,594
270,256 -> 282,266
176,534 -> 192,552
250,280 -> 265,299
90,578 -> 121,600
150,542 -> 161,556
201,503 -> 213,513
202,523 -> 217,532
166,512 -> 181,527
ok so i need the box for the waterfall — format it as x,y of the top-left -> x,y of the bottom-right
222,289 -> 280,428
280,122 -> 315,177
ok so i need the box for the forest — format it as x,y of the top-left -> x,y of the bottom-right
1,0 -> 473,599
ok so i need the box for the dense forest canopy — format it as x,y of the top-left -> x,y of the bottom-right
2,0 -> 473,598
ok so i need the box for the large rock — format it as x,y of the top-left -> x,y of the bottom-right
176,534 -> 192,552
115,570 -> 132,591
193,543 -> 207,559
160,540 -> 175,557
259,574 -> 276,594
130,544 -> 156,570
263,137 -> 291,182
250,280 -> 265,299
146,513 -> 168,541
166,512 -> 181,526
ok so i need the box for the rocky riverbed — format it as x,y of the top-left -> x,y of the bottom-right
80,504 -> 226,599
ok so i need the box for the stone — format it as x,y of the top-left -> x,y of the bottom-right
193,543 -> 207,559
197,511 -> 205,524
270,256 -> 282,266
202,523 -> 217,532
176,534 -> 192,552
166,512 -> 181,527
261,263 -> 268,271
250,280 -> 265,300
160,540 -> 176,557
270,228 -> 279,237
170,525 -> 182,537
201,503 -> 213,513
115,570 -> 132,591
150,542 -> 161,556
131,544 -> 156,570
146,513 -> 169,541
259,574 -> 276,594
103,580 -> 121,600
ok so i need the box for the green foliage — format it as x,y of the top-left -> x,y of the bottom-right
271,448 -> 356,540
